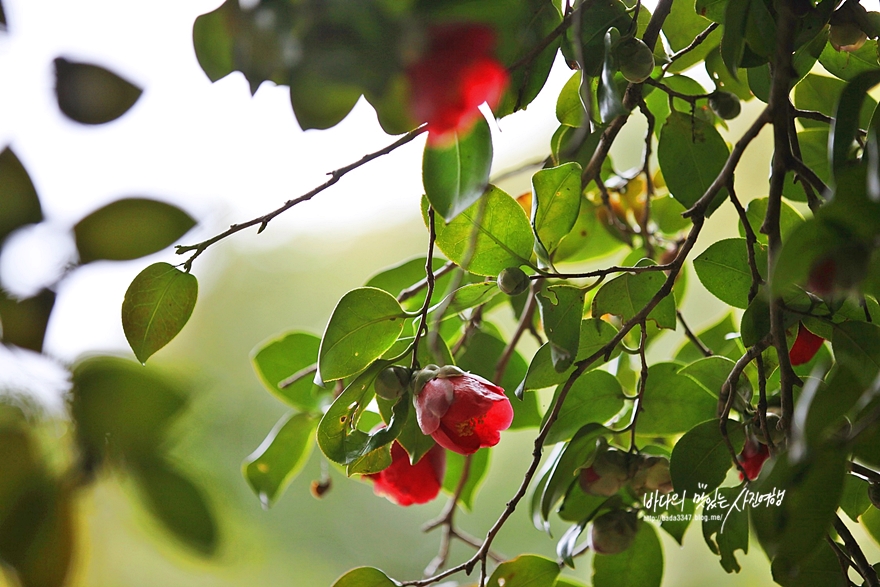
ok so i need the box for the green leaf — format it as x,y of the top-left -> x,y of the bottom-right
554,577 -> 589,587
679,356 -> 752,401
864,506 -> 880,546
54,58 -> 142,124
365,256 -> 452,313
131,455 -> 217,555
702,485 -> 749,573
251,331 -> 325,412
670,419 -> 744,495
739,197 -> 803,245
519,318 -> 620,394
442,448 -> 489,511
289,71 -> 362,130
795,73 -> 876,132
538,284 -> 586,371
331,567 -> 397,587
0,288 -> 55,353
542,370 -> 625,444
563,0 -> 631,77
819,39 -> 880,81
0,147 -> 42,243
652,195 -> 690,235
423,116 -> 493,221
71,356 -> 187,463
317,288 -> 406,382
430,282 -> 500,317
531,162 -> 583,265
488,554 -> 560,587
675,312 -> 743,363
553,196 -> 626,263
839,475 -> 871,521
427,187 -> 534,277
192,0 -> 236,82
592,522 -> 663,587
770,541 -> 847,587
720,0 -> 749,76
831,320 -> 880,387
657,111 -> 730,214
664,0 -> 721,72
74,198 -> 195,263
693,238 -> 766,309
556,72 -> 585,127
830,70 -> 880,175
242,412 -> 317,508
122,262 -> 198,364
636,363 -> 717,435
598,29 -> 627,123
592,260 -> 676,329
541,424 -> 607,520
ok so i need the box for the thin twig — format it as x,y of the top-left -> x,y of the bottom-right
664,22 -> 719,72
176,126 -> 427,270
643,77 -> 713,104
628,321 -> 650,451
534,262 -> 671,280
637,98 -> 656,258
412,208 -> 438,370
788,113 -> 824,212
677,311 -> 713,357
728,182 -> 764,303
833,514 -> 880,587
755,353 -> 775,453
422,455 -> 473,576
398,262 -> 456,304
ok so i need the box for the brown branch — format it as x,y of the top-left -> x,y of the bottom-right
643,77 -> 713,104
422,455 -> 472,576
628,321 -> 650,450
411,208 -> 438,370
535,262 -> 671,280
637,98 -> 656,258
727,182 -> 764,303
176,126 -> 427,270
833,514 -> 880,587
755,353 -> 776,453
788,114 -> 824,212
677,310 -> 713,357
664,23 -> 719,72
398,262 -> 456,304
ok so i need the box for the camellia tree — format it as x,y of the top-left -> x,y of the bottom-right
3,0 -> 880,586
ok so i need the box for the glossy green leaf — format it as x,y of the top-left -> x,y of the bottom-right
541,424 -> 607,521
795,73 -> 876,132
592,260 -> 676,329
365,256 -> 452,313
430,282 -> 500,317
598,29 -> 626,123
675,313 -> 743,363
770,541 -> 847,587
74,198 -> 195,263
243,412 -> 317,508
427,187 -> 534,277
442,448 -> 489,511
657,111 -> 730,214
0,288 -> 55,353
693,238 -> 766,309
331,567 -> 397,587
122,262 -> 198,364
455,330 -> 541,429
702,485 -> 749,573
743,0 -> 775,59
423,116 -> 493,221
542,370 -> 625,444
819,39 -> 880,81
636,363 -> 717,435
131,455 -> 217,555
531,163 -> 582,265
556,72 -> 585,127
563,0 -> 630,77
54,58 -> 142,124
71,356 -> 187,463
317,288 -> 406,382
488,554 -> 560,587
519,318 -> 620,394
670,419 -> 744,495
0,147 -> 42,243
664,0 -> 721,72
251,331 -> 325,412
839,475 -> 871,521
592,522 -> 663,587
739,198 -> 803,245
705,45 -> 752,100
538,284 -> 585,371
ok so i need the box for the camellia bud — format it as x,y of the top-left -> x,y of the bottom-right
580,440 -> 635,496
868,483 -> 880,510
497,267 -> 529,296
590,509 -> 639,555
830,22 -> 867,52
375,366 -> 411,400
630,456 -> 673,494
615,37 -> 654,84
708,91 -> 742,120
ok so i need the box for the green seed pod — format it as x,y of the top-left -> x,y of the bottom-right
708,91 -> 742,120
590,509 -> 639,555
830,22 -> 867,52
374,366 -> 411,400
615,37 -> 654,84
497,267 -> 529,296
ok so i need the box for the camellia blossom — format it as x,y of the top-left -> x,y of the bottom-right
789,322 -> 824,366
738,438 -> 770,481
414,368 -> 513,455
364,441 -> 446,506
406,23 -> 508,142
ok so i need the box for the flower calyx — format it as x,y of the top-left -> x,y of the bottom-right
590,509 -> 639,555
375,365 -> 412,401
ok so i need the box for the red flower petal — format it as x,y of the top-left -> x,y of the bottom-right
366,441 -> 446,506
737,439 -> 770,481
789,322 -> 824,366
415,377 -> 454,435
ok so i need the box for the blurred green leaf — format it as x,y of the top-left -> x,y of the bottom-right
318,288 -> 406,382
427,186 -> 533,277
131,455 -> 218,555
770,540 -> 846,587
864,506 -> 880,546
243,412 -> 317,508
819,39 -> 880,81
122,262 -> 198,364
670,419 -> 744,495
720,0 -> 748,76
442,448 -> 488,511
783,129 -> 829,202
74,198 -> 195,263
657,111 -> 730,215
592,522 -> 663,587
531,163 -> 582,265
693,238 -> 767,309
538,284 -> 585,371
54,58 -> 142,124
831,320 -> 880,388
553,196 -> 625,263
636,363 -> 717,435
331,567 -> 397,587
542,370 -> 624,444
702,485 -> 749,573
289,71 -> 362,131
0,147 -> 42,243
592,260 -> 676,329
423,116 -> 493,222
839,475 -> 871,522
598,29 -> 627,124
251,331 -> 325,412
562,0 -> 630,77
0,288 -> 55,353
488,554 -> 560,587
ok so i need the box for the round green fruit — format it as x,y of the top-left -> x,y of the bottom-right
709,91 -> 742,120
615,37 -> 654,84
374,366 -> 411,400
497,267 -> 529,296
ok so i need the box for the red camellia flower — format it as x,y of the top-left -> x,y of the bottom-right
364,441 -> 446,506
414,367 -> 513,455
789,322 -> 825,366
738,438 -> 770,481
406,23 -> 508,143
